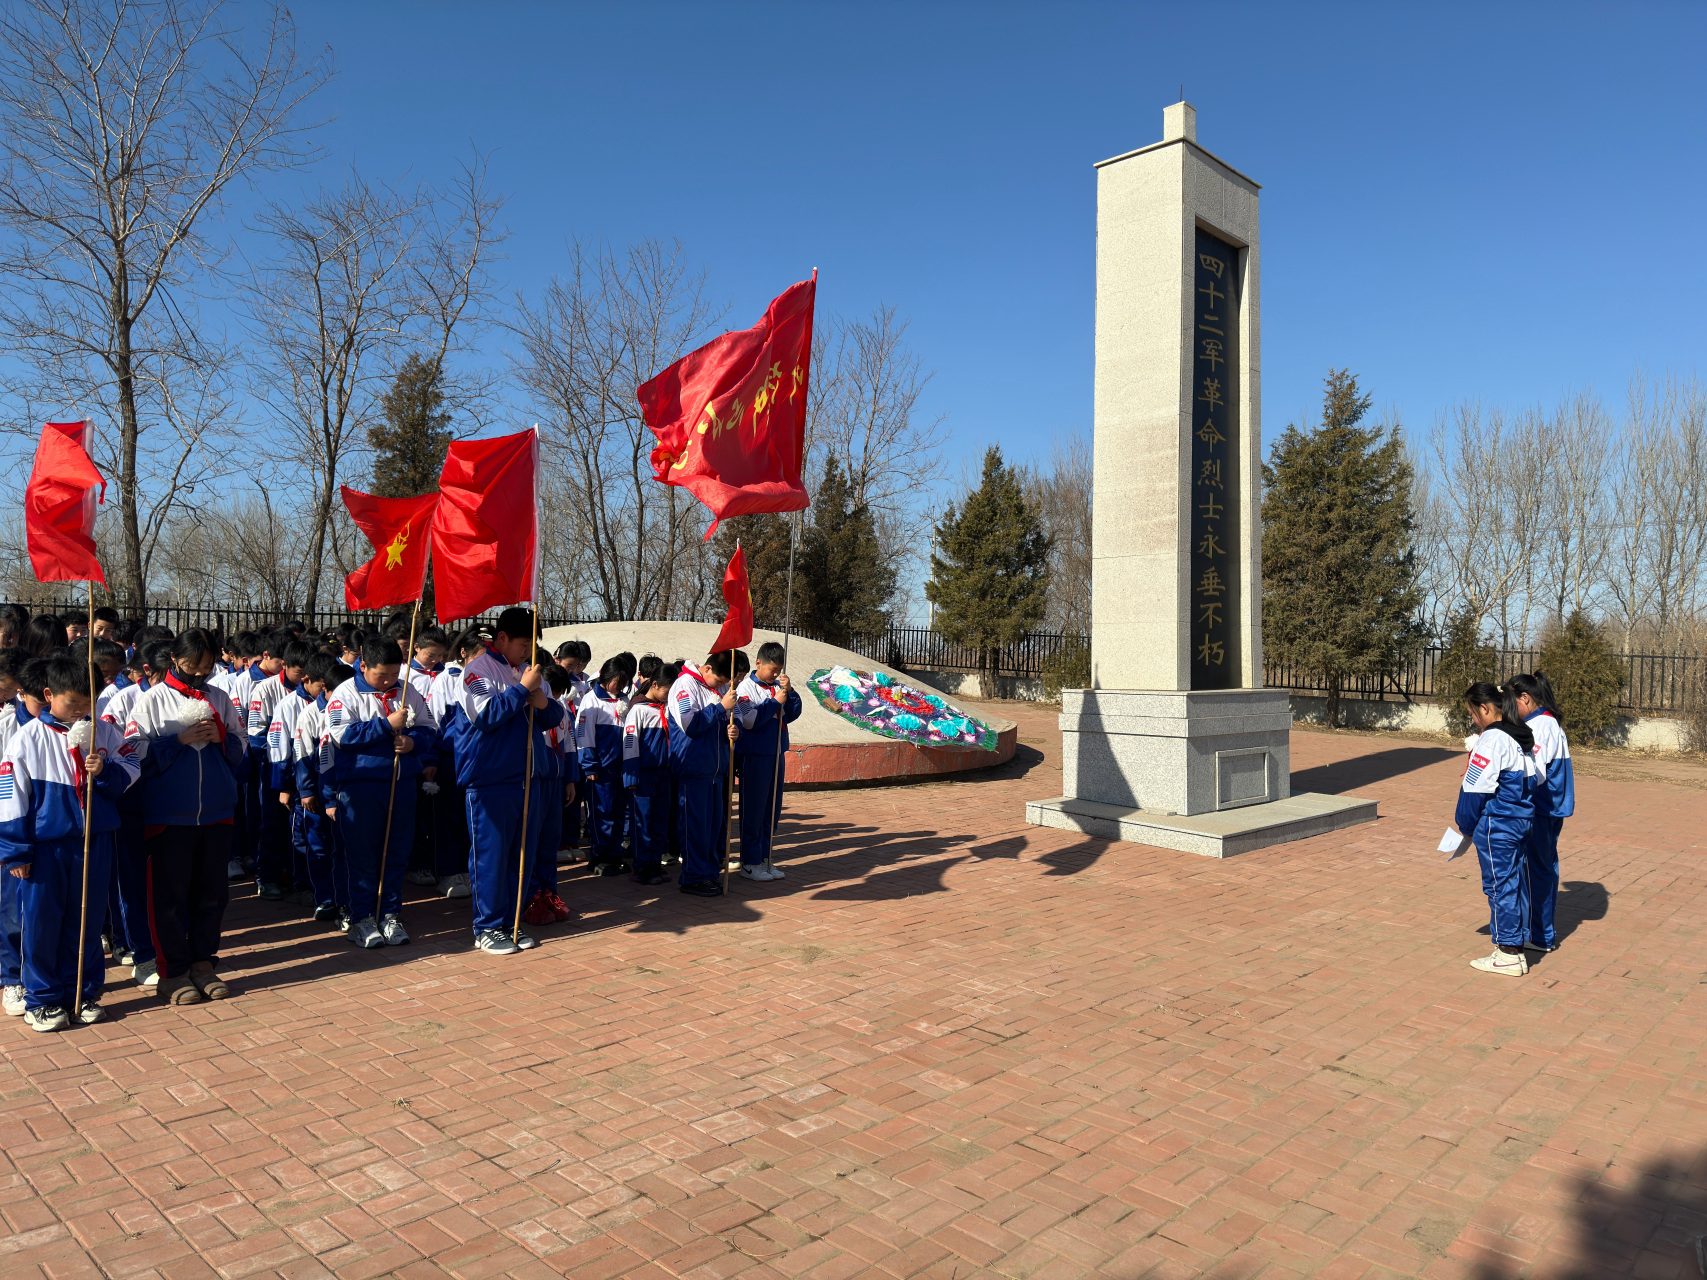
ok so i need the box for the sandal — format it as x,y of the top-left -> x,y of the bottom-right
161,976 -> 203,1005
188,962 -> 230,1000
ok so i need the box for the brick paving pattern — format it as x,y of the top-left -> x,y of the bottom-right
2,703 -> 1704,1279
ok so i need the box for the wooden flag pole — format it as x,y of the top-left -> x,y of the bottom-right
71,579 -> 96,1020
512,606 -> 540,943
765,512 -> 800,873
374,599 -> 421,923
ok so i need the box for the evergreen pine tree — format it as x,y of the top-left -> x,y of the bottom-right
711,512 -> 797,626
1263,369 -> 1425,728
926,446 -> 1051,681
370,354 -> 454,498
1537,611 -> 1625,743
794,455 -> 896,647
1433,608 -> 1497,737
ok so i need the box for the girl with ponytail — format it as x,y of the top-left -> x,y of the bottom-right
1453,682 -> 1539,977
1507,671 -> 1573,954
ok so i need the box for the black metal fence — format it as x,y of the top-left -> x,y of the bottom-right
7,598 -> 580,638
828,626 -> 1086,679
1264,646 -> 1703,716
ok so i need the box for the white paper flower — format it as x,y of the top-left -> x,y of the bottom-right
180,699 -> 213,726
1463,734 -> 1478,752
421,780 -> 440,795
67,718 -> 94,752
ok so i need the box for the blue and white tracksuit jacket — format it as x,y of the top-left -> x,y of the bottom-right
733,674 -> 803,864
454,648 -> 565,933
1455,725 -> 1539,948
0,714 -> 140,1009
0,698 -> 36,986
268,685 -> 318,794
124,676 -> 248,827
576,685 -> 627,860
623,702 -> 670,868
326,676 -> 438,786
1523,710 -> 1574,948
668,670 -> 732,884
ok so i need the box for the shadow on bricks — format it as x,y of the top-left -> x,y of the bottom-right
1292,743 -> 1464,794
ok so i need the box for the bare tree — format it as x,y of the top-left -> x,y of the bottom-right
511,239 -> 722,621
246,163 -> 501,616
0,0 -> 327,606
1541,390 -> 1612,624
1022,428 -> 1093,635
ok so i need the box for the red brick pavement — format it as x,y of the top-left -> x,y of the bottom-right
2,704 -> 1704,1279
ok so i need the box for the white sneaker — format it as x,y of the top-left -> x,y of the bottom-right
24,1006 -> 68,1032
763,864 -> 785,880
404,868 -> 438,886
2,985 -> 24,1016
739,865 -> 770,881
132,959 -> 159,988
439,873 -> 472,899
227,857 -> 246,882
350,917 -> 384,949
1470,948 -> 1528,977
75,1003 -> 106,1025
379,914 -> 410,946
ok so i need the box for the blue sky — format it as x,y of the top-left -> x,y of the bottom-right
281,0 -> 1707,478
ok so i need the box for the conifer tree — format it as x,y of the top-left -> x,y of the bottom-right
712,512 -> 796,626
1433,608 -> 1497,737
794,455 -> 896,646
370,354 -> 454,498
1263,369 -> 1424,728
926,446 -> 1051,680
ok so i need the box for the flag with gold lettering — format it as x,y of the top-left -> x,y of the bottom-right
342,487 -> 439,611
640,274 -> 815,539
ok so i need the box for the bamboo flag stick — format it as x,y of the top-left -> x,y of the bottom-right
765,512 -> 800,871
71,579 -> 95,1019
511,606 -> 540,943
374,599 -> 421,923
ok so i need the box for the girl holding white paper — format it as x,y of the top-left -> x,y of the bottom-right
1454,682 -> 1540,977
1507,672 -> 1573,954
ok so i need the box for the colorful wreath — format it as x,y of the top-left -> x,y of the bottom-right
807,667 -> 999,751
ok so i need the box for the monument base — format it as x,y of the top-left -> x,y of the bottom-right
1025,687 -> 1378,857
1025,791 -> 1378,859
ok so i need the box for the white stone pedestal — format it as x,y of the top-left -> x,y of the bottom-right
1025,688 -> 1376,858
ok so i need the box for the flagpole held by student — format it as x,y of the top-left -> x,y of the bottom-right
734,641 -> 802,881
667,651 -> 739,898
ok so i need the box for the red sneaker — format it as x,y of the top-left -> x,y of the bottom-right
522,890 -> 555,926
545,891 -> 572,922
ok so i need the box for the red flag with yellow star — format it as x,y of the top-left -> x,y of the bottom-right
341,486 -> 440,611
640,274 -> 814,540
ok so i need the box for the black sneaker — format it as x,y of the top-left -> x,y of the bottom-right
680,881 -> 722,898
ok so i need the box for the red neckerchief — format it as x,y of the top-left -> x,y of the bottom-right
684,668 -> 715,690
165,670 -> 227,743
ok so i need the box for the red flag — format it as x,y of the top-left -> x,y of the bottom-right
342,487 -> 440,611
431,428 -> 539,622
640,275 -> 814,539
25,422 -> 106,584
709,544 -> 753,654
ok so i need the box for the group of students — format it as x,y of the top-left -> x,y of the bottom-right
0,601 -> 801,1033
1453,670 -> 1576,977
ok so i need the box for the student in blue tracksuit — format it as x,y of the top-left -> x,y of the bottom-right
733,642 -> 803,883
102,640 -> 172,990
427,628 -> 486,901
0,655 -> 141,1031
1508,671 -> 1575,955
246,634 -> 311,899
623,670 -> 674,886
326,638 -> 438,950
455,609 -> 564,955
283,652 -> 341,922
0,652 -> 40,1019
576,658 -> 630,876
667,651 -> 740,897
523,665 -> 575,926
126,629 -> 249,1005
314,661 -> 356,929
1453,682 -> 1540,978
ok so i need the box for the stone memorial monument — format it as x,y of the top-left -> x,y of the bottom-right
1026,103 -> 1377,857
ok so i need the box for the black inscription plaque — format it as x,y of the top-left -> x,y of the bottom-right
1190,230 -> 1237,690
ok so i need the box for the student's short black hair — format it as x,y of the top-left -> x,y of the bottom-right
335,622 -> 360,643
282,619 -> 307,637
19,657 -> 50,701
0,647 -> 26,684
534,646 -> 553,669
43,654 -> 103,699
0,604 -> 29,631
452,627 -> 491,659
92,605 -> 120,625
553,640 -> 578,660
173,628 -> 220,664
262,629 -> 296,658
494,607 -> 535,641
637,653 -> 662,682
362,637 -> 405,668
235,630 -> 263,659
281,639 -> 314,668
614,651 -> 637,680
416,627 -> 447,650
93,637 -> 126,664
660,661 -> 682,687
544,665 -> 571,695
303,651 -> 341,686
20,615 -> 66,657
599,656 -> 625,685
704,651 -> 734,678
732,650 -> 751,679
756,641 -> 785,666
132,624 -> 173,649
329,661 -> 355,687
384,612 -> 414,640
142,640 -> 175,675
